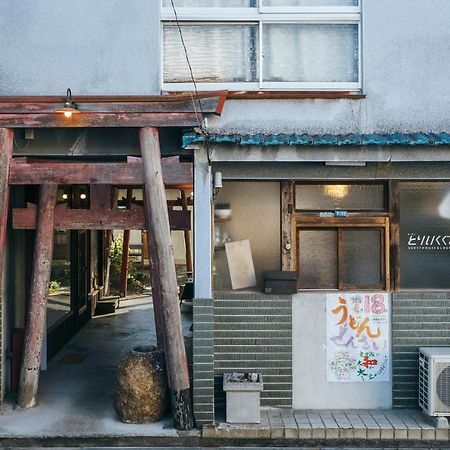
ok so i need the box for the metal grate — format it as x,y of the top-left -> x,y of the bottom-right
418,351 -> 429,411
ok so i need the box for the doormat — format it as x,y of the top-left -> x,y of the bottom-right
58,352 -> 88,364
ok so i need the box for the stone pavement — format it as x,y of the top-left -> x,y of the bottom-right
206,407 -> 449,441
0,296 -> 194,439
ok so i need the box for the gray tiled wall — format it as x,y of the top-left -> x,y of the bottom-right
392,292 -> 450,408
213,293 -> 292,409
192,298 -> 215,425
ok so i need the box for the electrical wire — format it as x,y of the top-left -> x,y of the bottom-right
169,0 -> 209,137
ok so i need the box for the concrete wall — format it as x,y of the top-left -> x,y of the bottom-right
206,0 -> 450,135
292,293 -> 392,409
0,0 -> 160,95
214,181 -> 280,291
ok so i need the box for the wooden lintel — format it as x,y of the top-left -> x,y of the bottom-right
0,112 -> 200,128
13,206 -> 191,231
0,98 -> 222,115
9,157 -> 193,187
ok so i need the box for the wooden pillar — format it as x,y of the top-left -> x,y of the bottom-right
0,129 -> 13,408
389,180 -> 400,290
139,127 -> 194,430
18,183 -> 57,409
180,190 -> 193,275
281,180 -> 295,271
120,188 -> 133,297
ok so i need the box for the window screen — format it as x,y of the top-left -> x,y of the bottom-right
400,182 -> 450,289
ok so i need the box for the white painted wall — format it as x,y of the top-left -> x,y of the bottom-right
206,0 -> 450,135
0,0 -> 160,95
292,292 -> 392,409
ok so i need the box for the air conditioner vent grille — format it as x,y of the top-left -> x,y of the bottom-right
418,352 -> 429,411
436,363 -> 450,412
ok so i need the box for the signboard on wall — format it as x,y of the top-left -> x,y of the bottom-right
326,293 -> 390,383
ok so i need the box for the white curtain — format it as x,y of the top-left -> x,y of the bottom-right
263,24 -> 358,82
164,24 -> 259,83
263,0 -> 357,6
163,0 -> 253,7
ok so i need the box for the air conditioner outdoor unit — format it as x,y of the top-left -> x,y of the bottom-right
419,347 -> 450,416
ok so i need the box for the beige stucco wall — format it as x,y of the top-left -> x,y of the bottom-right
214,181 -> 281,291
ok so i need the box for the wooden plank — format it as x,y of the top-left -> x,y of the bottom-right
90,185 -> 112,210
0,91 -> 227,104
389,181 -> 400,290
9,157 -> 193,187
120,189 -> 133,297
0,98 -> 221,114
18,184 -> 58,409
281,181 -> 295,271
0,112 -> 199,128
140,126 -> 194,430
181,190 -> 193,274
0,129 -> 13,408
13,206 -> 191,231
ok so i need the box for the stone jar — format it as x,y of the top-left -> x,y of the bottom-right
114,346 -> 169,423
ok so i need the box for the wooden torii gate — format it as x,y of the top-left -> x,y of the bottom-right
0,92 -> 226,429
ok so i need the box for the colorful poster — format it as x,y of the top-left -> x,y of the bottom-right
326,293 -> 390,383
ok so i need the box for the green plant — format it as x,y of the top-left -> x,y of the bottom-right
48,280 -> 61,294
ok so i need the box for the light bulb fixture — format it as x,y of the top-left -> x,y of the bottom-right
56,88 -> 80,118
62,193 -> 69,200
80,193 -> 87,200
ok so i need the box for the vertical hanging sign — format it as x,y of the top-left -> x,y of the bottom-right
326,293 -> 390,382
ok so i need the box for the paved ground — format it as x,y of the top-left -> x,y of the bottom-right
0,296 -> 194,438
210,408 -> 448,441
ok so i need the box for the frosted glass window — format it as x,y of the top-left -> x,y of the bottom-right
163,24 -> 259,83
400,182 -> 450,289
342,229 -> 383,287
296,184 -> 385,211
163,0 -> 255,6
263,24 -> 358,83
299,229 -> 338,289
263,0 -> 357,5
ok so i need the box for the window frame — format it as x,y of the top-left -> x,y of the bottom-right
161,3 -> 362,91
295,216 -> 390,291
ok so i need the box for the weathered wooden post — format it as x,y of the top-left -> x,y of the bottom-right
120,188 -> 133,297
0,129 -> 13,409
180,190 -> 193,275
18,183 -> 58,409
139,127 -> 194,430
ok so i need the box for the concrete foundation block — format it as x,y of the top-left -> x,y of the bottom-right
270,427 -> 284,438
298,427 -> 312,439
284,427 -> 299,438
421,428 -> 436,440
406,428 -> 422,440
202,425 -> 216,438
223,373 -> 263,424
325,428 -> 339,439
435,428 -> 449,441
366,428 -> 381,439
353,428 -> 367,439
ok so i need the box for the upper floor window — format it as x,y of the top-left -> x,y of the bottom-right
162,0 -> 361,91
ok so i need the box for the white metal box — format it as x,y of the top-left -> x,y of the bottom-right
419,347 -> 450,416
